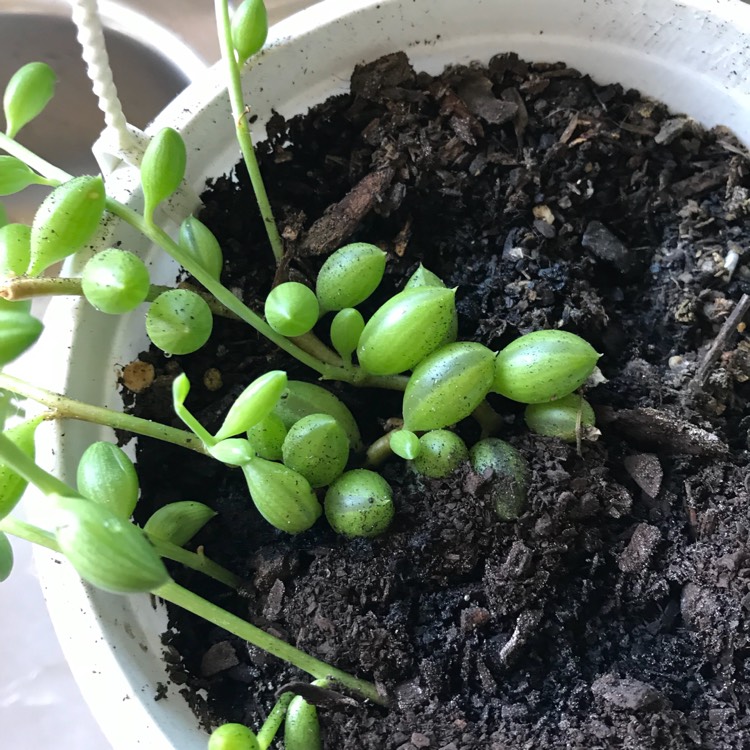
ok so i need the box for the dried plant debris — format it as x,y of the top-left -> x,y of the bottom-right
133,53 -> 750,749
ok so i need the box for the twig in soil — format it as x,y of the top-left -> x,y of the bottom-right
275,681 -> 359,709
693,293 -> 750,385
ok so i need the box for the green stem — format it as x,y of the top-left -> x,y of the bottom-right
0,132 -> 72,183
0,431 -> 72,496
215,0 -> 284,263
0,372 -> 207,455
147,535 -> 243,590
473,400 -> 503,439
257,692 -> 293,750
153,579 -> 387,705
0,515 -> 58,552
0,276 -> 241,320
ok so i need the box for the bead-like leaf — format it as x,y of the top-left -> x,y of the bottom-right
357,287 -> 456,375
241,458 -> 321,534
274,380 -> 362,452
470,438 -> 529,521
330,308 -> 364,364
281,413 -> 349,488
265,282 -> 319,337
3,62 -> 57,138
140,127 -> 186,221
76,442 -> 140,518
525,393 -> 596,442
0,203 -> 8,228
315,242 -> 386,313
207,438 -> 256,466
0,530 -> 12,582
389,429 -> 420,460
0,156 -> 48,196
179,216 -> 223,280
231,0 -> 269,65
246,413 -> 287,460
208,723 -> 260,750
0,415 -> 42,520
324,469 -> 394,538
51,494 -> 170,593
403,342 -> 495,431
81,248 -> 150,314
0,308 -> 43,366
411,430 -> 468,479
0,223 -> 31,277
404,263 -> 446,289
214,370 -> 287,441
285,695 -> 322,750
493,330 -> 600,404
143,501 -> 217,547
146,289 -> 213,355
28,175 -> 106,277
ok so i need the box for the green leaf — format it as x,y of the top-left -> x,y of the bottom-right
403,342 -> 495,431
179,216 -> 223,280
81,248 -> 150,315
143,501 -> 217,547
281,413 -> 349,488
411,430 -> 468,479
241,458 -> 321,534
28,175 -> 106,277
329,308 -> 364,364
207,438 -> 256,466
246,412 -> 287,460
493,330 -> 600,404
214,370 -> 287,441
76,442 -> 140,518
274,380 -> 362,452
389,429 -> 420,460
264,282 -> 319,337
470,438 -> 529,521
140,127 -> 186,221
285,695 -> 322,750
324,469 -> 394,538
357,287 -> 456,375
0,203 -> 8,228
171,373 -> 215,447
50,494 -> 170,593
146,289 -> 213,355
3,62 -> 56,139
524,393 -> 596,442
208,723 -> 260,750
0,223 -> 31,277
0,308 -> 43,366
231,0 -> 269,65
0,531 -> 12,582
404,263 -> 446,289
0,417 -> 41,521
0,156 -> 48,196
315,242 -> 387,313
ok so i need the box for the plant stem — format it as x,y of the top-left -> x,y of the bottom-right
0,132 -> 72,183
0,431 -> 73,496
0,277 -> 241,320
215,0 -> 283,263
0,372 -> 207,455
153,579 -> 387,705
0,515 -> 58,552
473,400 -> 504,438
257,692 -> 293,750
146,536 -> 243,590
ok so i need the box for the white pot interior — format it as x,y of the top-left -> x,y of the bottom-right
26,0 -> 750,747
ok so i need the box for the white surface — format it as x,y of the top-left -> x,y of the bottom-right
5,0 -> 750,749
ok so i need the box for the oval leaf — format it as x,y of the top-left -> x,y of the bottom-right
51,494 -> 169,593
3,62 -> 57,138
0,223 -> 31,277
143,501 -> 217,547
179,216 -> 223,280
315,242 -> 386,313
0,308 -> 42,366
231,0 -> 269,64
324,469 -> 394,538
281,413 -> 349,488
146,289 -> 213,355
28,175 -> 106,277
214,370 -> 287,441
76,442 -> 140,518
0,156 -> 47,196
285,695 -> 322,750
330,308 -> 364,364
140,127 -> 186,220
0,415 -> 42,520
0,530 -> 13,582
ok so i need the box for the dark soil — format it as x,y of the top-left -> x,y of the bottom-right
129,52 -> 750,749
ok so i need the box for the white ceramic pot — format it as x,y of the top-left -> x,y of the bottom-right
26,0 -> 750,748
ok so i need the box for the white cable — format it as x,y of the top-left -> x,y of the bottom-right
68,0 -> 147,173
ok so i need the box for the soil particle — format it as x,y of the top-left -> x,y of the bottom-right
130,51 -> 750,749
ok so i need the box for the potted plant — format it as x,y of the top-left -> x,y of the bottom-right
1,0 -> 750,748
